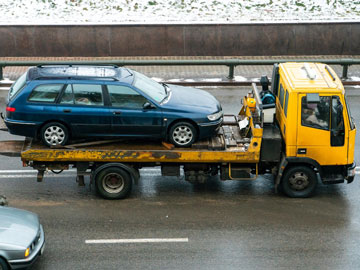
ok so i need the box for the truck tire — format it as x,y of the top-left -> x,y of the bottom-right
281,166 -> 317,198
95,167 -> 132,200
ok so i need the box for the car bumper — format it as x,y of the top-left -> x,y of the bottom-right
8,224 -> 45,269
197,117 -> 223,139
4,118 -> 39,138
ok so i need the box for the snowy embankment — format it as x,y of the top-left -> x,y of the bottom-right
0,0 -> 358,24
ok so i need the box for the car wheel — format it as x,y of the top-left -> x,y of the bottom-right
169,121 -> 197,147
0,257 -> 9,270
95,167 -> 132,200
281,166 -> 317,198
41,122 -> 69,147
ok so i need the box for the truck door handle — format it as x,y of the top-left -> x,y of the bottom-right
113,111 -> 121,115
63,109 -> 71,113
298,148 -> 307,154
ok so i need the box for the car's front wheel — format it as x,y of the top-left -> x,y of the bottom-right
0,257 -> 9,270
169,121 -> 197,147
40,122 -> 69,147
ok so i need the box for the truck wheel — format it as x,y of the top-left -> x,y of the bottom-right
95,167 -> 132,200
169,121 -> 197,147
281,166 -> 317,198
41,122 -> 69,147
0,257 -> 9,270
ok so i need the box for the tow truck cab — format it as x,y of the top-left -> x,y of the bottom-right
272,62 -> 356,186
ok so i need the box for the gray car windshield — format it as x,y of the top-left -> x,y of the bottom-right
133,71 -> 166,103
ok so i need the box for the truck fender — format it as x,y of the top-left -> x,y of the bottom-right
274,156 -> 322,192
91,163 -> 139,186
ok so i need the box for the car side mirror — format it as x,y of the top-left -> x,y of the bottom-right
143,102 -> 155,110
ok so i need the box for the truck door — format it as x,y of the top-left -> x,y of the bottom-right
296,94 -> 348,165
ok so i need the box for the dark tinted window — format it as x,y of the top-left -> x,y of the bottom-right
73,84 -> 103,106
108,85 -> 147,109
284,90 -> 289,117
301,96 -> 330,130
28,84 -> 63,103
279,84 -> 285,108
331,96 -> 345,146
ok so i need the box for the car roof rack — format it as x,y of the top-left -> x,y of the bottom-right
27,65 -> 122,81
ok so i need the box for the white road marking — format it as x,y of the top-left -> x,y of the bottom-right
0,168 -> 161,174
85,238 -> 189,244
0,167 -> 359,177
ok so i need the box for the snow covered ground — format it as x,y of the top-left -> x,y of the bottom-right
0,0 -> 358,24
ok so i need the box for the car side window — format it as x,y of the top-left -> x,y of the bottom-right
301,96 -> 330,130
59,85 -> 74,104
72,84 -> 103,106
28,84 -> 63,103
108,85 -> 148,109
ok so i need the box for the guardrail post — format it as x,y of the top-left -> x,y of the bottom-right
227,65 -> 235,80
0,66 -> 3,81
341,64 -> 349,80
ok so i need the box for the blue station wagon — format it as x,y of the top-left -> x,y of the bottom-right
5,65 -> 223,147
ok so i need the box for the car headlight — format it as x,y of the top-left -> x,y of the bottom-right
207,111 -> 223,121
25,247 -> 30,258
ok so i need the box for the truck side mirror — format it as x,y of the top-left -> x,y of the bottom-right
260,75 -> 269,91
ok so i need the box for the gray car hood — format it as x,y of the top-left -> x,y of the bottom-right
0,206 -> 39,250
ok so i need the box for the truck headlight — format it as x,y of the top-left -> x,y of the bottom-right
207,111 -> 223,121
348,167 -> 356,177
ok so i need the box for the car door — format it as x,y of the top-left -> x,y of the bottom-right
106,84 -> 163,137
57,83 -> 112,137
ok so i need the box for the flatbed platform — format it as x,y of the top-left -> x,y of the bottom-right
0,116 -> 263,164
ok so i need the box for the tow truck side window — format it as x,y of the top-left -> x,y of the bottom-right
331,96 -> 345,147
301,96 -> 330,130
279,84 -> 285,108
284,90 -> 289,117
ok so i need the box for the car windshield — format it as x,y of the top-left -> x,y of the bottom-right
132,71 -> 166,103
9,72 -> 27,100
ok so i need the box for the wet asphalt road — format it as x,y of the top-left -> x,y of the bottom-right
1,86 -> 360,270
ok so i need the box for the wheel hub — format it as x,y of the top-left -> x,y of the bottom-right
44,126 -> 65,145
173,126 -> 193,145
103,173 -> 125,193
289,172 -> 309,191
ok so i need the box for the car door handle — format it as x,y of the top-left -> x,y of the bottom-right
63,109 -> 71,113
113,111 -> 121,115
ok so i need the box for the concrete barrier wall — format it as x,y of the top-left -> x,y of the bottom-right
0,22 -> 359,56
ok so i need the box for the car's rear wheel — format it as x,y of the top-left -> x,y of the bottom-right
0,257 -> 9,270
169,121 -> 197,147
41,122 -> 69,147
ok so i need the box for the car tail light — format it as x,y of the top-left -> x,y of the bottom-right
6,106 -> 16,112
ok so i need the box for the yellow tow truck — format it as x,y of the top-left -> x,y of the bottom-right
0,62 -> 356,199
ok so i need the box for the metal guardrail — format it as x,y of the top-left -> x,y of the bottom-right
0,58 -> 359,81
